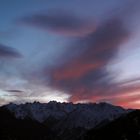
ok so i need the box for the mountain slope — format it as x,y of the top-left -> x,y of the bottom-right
0,102 -> 134,140
85,110 -> 140,140
0,106 -> 52,140
6,102 -> 128,129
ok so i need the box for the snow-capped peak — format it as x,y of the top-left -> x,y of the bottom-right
6,102 -> 129,129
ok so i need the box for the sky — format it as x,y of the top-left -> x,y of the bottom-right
0,0 -> 140,108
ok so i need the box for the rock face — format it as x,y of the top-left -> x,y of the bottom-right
0,101 -> 135,140
6,101 -> 127,129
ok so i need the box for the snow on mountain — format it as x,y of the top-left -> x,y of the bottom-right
6,101 -> 129,129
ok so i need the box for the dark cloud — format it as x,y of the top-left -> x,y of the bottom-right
45,18 -> 130,102
20,10 -> 96,37
5,90 -> 24,93
0,44 -> 22,58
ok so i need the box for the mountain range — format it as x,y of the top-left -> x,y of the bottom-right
0,101 -> 139,140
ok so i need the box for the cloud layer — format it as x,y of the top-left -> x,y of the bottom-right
20,10 -> 96,37
0,44 -> 21,58
1,0 -> 140,108
45,18 -> 130,102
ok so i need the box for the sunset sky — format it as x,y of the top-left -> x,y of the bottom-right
0,0 -> 140,108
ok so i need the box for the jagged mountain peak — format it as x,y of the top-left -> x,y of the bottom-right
4,101 -> 129,130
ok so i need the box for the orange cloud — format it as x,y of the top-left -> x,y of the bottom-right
53,61 -> 104,81
45,18 -> 131,105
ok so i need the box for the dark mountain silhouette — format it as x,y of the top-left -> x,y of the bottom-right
0,106 -> 52,140
0,102 -> 139,140
84,110 -> 140,140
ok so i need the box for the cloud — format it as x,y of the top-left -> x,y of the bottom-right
0,98 -> 7,106
5,90 -> 24,93
0,44 -> 22,58
42,18 -> 130,102
1,0 -> 139,108
20,10 -> 96,37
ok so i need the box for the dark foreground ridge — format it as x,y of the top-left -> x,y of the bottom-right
0,102 -> 139,140
0,106 -> 52,140
85,110 -> 140,140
